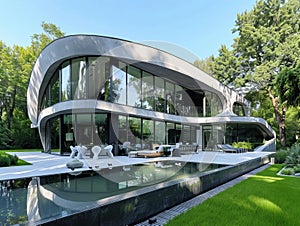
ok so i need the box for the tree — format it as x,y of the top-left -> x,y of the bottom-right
209,0 -> 300,147
276,64 -> 300,107
30,22 -> 65,57
194,58 -> 213,75
0,22 -> 65,149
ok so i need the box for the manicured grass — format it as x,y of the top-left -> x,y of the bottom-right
0,149 -> 43,153
16,158 -> 30,166
0,149 -> 42,166
166,164 -> 300,226
0,149 -> 59,166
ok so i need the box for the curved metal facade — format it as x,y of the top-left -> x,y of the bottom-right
27,35 -> 275,153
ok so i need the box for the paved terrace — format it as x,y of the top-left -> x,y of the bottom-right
0,151 -> 272,181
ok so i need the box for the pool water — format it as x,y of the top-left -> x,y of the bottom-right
0,161 -> 226,225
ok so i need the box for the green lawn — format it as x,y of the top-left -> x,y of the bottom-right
0,149 -> 43,166
0,149 -> 59,167
0,149 -> 43,153
166,164 -> 300,226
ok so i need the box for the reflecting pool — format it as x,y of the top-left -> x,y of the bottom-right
0,161 -> 226,225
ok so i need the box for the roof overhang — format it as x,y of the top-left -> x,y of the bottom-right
27,35 -> 248,126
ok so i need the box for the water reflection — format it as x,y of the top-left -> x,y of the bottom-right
27,177 -> 40,223
0,161 -> 226,225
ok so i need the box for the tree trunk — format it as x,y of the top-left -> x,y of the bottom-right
268,89 -> 286,147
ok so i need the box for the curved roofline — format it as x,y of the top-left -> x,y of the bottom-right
27,35 -> 247,126
37,34 -> 201,67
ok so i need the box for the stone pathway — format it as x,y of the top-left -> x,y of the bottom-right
135,164 -> 271,226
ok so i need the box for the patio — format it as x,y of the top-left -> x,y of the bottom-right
0,151 -> 273,181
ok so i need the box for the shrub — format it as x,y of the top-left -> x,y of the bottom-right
293,165 -> 300,174
0,153 -> 19,166
0,154 -> 11,166
10,154 -> 19,165
274,149 -> 289,164
232,141 -> 252,149
285,143 -> 300,165
281,167 -> 294,175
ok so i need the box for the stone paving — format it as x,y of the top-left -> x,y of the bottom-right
0,151 -> 272,180
135,164 -> 271,226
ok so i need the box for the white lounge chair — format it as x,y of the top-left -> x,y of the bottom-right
91,145 -> 101,159
103,145 -> 114,158
76,145 -> 88,159
70,145 -> 78,158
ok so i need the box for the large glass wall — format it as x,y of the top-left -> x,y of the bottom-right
155,121 -> 165,145
154,77 -> 165,113
53,113 -> 109,154
72,57 -> 86,99
40,56 -> 223,117
118,115 -> 128,144
201,122 -> 274,151
141,71 -> 154,110
205,92 -> 222,116
112,61 -> 127,105
89,57 -> 110,101
128,116 -> 142,148
61,62 -> 71,101
142,119 -> 154,149
52,111 -> 270,154
165,81 -> 175,114
41,71 -> 59,110
127,66 -> 142,108
117,115 -> 198,151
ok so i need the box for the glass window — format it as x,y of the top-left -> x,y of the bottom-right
166,122 -> 175,144
154,121 -> 165,145
154,77 -> 165,113
188,91 -> 205,117
175,85 -> 183,115
88,57 -> 111,101
72,58 -> 86,99
205,91 -> 222,116
128,117 -> 141,148
50,71 -> 59,105
61,62 -> 71,101
41,86 -> 50,110
183,125 -> 191,144
42,70 -> 59,110
190,126 -> 197,144
60,115 -> 74,154
94,113 -> 108,145
50,117 -> 60,152
118,115 -> 128,143
142,72 -> 154,110
112,61 -> 127,105
175,124 -> 182,143
127,66 -> 142,107
75,114 -> 93,145
203,125 -> 213,150
142,119 -> 154,149
166,81 -> 175,114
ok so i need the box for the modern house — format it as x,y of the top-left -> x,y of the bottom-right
27,35 -> 275,155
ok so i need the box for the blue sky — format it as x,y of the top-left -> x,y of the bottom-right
1,0 -> 256,59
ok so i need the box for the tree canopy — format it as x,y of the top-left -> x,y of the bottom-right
0,22 -> 64,149
207,0 -> 300,146
1,3 -> 300,150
